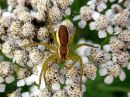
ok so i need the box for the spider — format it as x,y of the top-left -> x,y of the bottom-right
24,6 -> 95,91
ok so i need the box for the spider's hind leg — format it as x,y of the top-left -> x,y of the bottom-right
38,54 -> 58,89
67,54 -> 83,91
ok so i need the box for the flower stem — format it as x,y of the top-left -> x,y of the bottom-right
97,83 -> 130,92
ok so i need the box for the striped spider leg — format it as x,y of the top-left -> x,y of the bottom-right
66,27 -> 96,91
22,5 -> 59,88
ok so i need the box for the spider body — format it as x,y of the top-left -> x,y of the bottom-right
57,25 -> 69,60
24,5 -> 96,91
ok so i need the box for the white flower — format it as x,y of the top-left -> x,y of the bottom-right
0,84 -> 6,92
127,62 -> 130,70
5,76 -> 15,84
56,0 -> 72,9
112,12 -> 128,27
25,75 -> 36,86
82,84 -> 86,93
89,22 -> 96,30
17,80 -> 25,87
103,44 -> 111,53
51,82 -> 61,91
65,7 -> 71,16
82,56 -> 89,64
78,20 -> 86,29
80,6 -> 92,21
87,0 -> 107,12
73,15 -> 80,21
128,92 -> 130,97
29,48 -> 44,65
84,47 -> 91,56
22,92 -> 30,97
13,50 -> 28,66
98,30 -> 107,38
30,85 -> 40,96
119,69 -> 126,81
59,75 -> 65,84
19,11 -> 32,22
0,77 -> 4,84
104,75 -> 114,84
91,11 -> 101,20
99,68 -> 107,76
107,26 -> 113,34
65,78 -> 73,85
90,15 -> 112,38
83,64 -> 97,80
82,75 -> 87,83
104,53 -> 111,60
76,39 -> 88,56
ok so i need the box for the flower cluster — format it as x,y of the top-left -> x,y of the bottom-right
74,0 -> 130,38
0,0 -> 130,97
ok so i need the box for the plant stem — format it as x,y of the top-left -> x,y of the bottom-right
97,83 -> 130,92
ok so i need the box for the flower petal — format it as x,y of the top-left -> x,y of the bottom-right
98,30 -> 107,38
73,15 -> 80,21
104,76 -> 114,84
0,84 -> 6,93
89,22 -> 96,30
65,7 -> 71,16
0,77 -> 4,84
17,80 -> 25,87
5,76 -> 15,84
92,12 -> 101,20
103,44 -> 111,52
127,63 -> 130,70
107,26 -> 113,34
99,68 -> 107,76
119,70 -> 126,81
52,82 -> 61,91
22,92 -> 30,97
78,20 -> 86,29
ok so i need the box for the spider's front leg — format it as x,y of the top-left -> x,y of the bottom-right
38,53 -> 58,89
75,43 -> 96,50
67,54 -> 83,91
68,27 -> 96,50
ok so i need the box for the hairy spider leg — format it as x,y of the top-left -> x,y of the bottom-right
68,27 -> 96,49
38,54 -> 58,89
68,27 -> 77,46
67,54 -> 83,92
74,43 -> 96,51
23,42 -> 56,51
46,6 -> 58,45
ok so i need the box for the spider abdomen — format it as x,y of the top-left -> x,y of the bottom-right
58,25 -> 69,46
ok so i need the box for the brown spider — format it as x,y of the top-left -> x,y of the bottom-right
24,5 -> 95,91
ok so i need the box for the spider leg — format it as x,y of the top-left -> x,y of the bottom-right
75,43 -> 96,50
68,27 -> 77,46
22,42 -> 56,51
67,54 -> 83,91
46,6 -> 58,45
38,53 -> 58,89
68,26 -> 96,49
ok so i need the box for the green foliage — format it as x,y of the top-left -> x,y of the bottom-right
0,0 -> 7,9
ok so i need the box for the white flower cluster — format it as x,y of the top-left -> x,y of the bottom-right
84,35 -> 130,85
0,0 -> 130,97
73,0 -> 130,38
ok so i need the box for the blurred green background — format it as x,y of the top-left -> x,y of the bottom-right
0,0 -> 130,97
